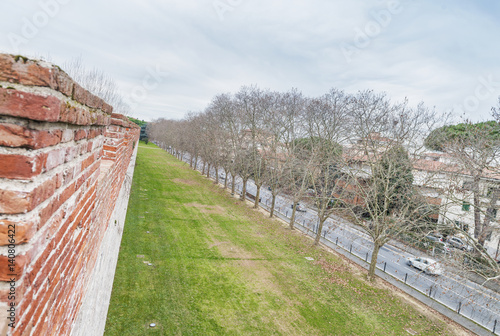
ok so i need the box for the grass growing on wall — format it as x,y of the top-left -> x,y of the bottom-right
104,142 -> 458,336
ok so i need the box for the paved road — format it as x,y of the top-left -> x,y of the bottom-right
182,153 -> 500,335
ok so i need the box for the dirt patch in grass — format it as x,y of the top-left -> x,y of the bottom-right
213,240 -> 260,259
172,178 -> 199,186
184,202 -> 226,214
208,241 -> 229,249
212,240 -> 290,309
209,240 -> 278,290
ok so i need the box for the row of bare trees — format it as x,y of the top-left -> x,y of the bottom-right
148,86 -> 500,282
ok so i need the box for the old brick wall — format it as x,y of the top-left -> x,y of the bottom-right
0,54 -> 140,336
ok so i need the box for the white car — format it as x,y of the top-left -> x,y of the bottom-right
407,257 -> 442,275
447,236 -> 474,252
291,203 -> 307,212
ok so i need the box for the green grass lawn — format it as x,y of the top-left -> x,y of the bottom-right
104,142 -> 460,336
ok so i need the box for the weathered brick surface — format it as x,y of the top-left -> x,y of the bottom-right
0,53 -> 140,336
0,124 -> 62,149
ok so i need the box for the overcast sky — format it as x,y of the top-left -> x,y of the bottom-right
1,0 -> 500,122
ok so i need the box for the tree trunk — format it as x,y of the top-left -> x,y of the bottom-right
206,163 -> 211,178
479,189 -> 498,246
194,155 -> 198,170
215,167 -> 219,184
473,174 -> 482,241
231,175 -> 236,195
202,161 -> 206,175
254,184 -> 261,208
290,202 -> 297,230
270,194 -> 276,217
189,155 -> 193,168
314,217 -> 326,245
224,170 -> 228,189
368,242 -> 382,281
495,238 -> 500,260
240,178 -> 248,201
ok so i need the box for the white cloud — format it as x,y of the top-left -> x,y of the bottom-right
0,0 -> 499,122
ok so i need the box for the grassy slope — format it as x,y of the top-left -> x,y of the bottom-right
104,142 -> 456,336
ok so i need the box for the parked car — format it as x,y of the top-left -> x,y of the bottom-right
425,233 -> 443,242
424,235 -> 441,246
407,257 -> 443,275
447,236 -> 474,252
291,203 -> 307,212
432,241 -> 451,254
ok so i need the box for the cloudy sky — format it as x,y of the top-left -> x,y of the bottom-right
1,0 -> 500,122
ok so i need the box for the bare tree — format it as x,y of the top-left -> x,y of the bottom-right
343,91 -> 437,280
492,97 -> 500,123
262,89 -> 305,218
303,90 -> 351,245
63,57 -> 131,115
184,112 -> 204,170
235,86 -> 273,208
211,93 -> 246,195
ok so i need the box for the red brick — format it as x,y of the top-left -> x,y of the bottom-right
39,181 -> 75,224
0,219 -> 38,246
0,153 -> 47,179
13,289 -> 31,319
32,248 -> 60,292
75,91 -> 103,112
63,166 -> 75,185
55,172 -> 63,189
27,244 -> 53,289
86,141 -> 93,152
0,189 -> 30,213
0,88 -> 62,122
31,281 -> 60,334
0,174 -> 58,214
61,129 -> 74,142
88,128 -> 103,139
0,54 -> 113,111
102,102 -> 113,114
103,144 -> 117,152
0,54 -> 73,96
58,102 -> 89,125
0,254 -> 26,281
0,276 -> 28,305
65,146 -> 79,163
30,176 -> 58,210
43,148 -> 66,172
17,319 -> 34,336
0,123 -> 63,149
74,129 -> 88,141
